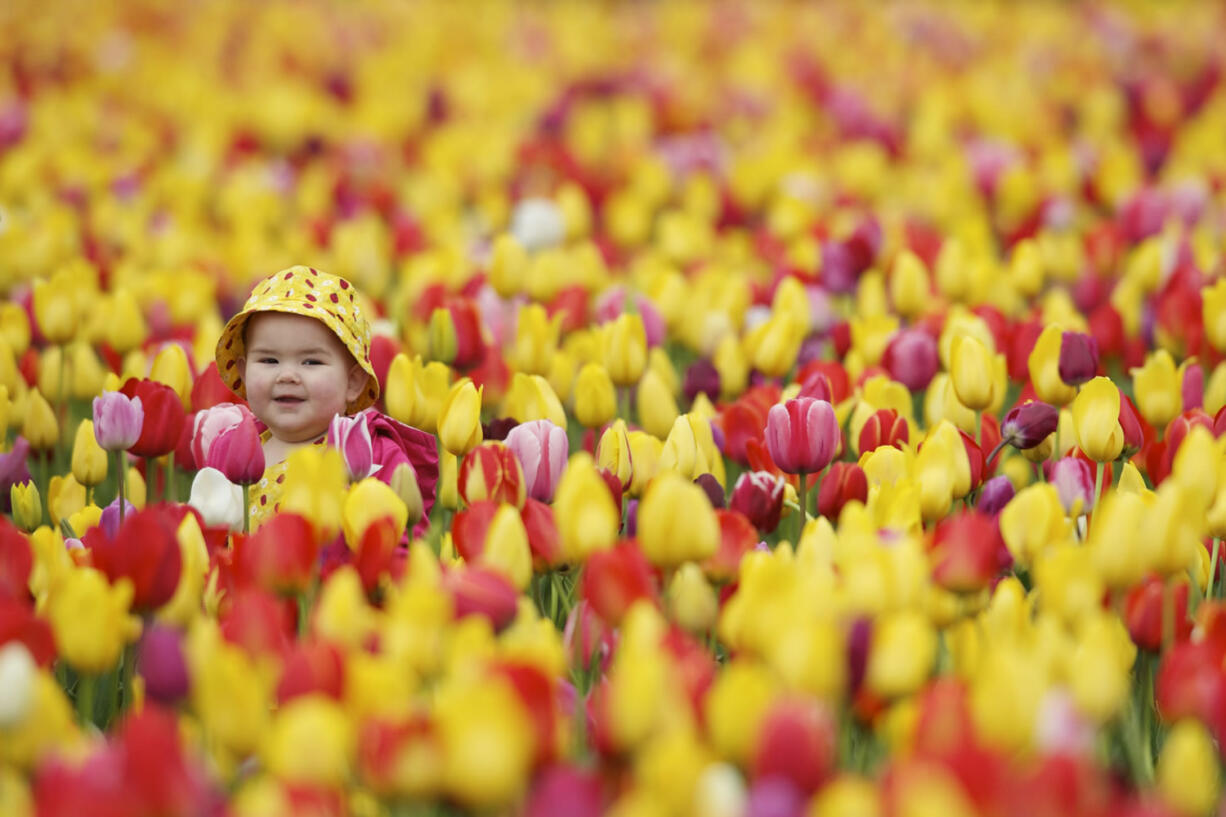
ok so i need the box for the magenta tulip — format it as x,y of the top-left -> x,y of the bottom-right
206,415 -> 265,486
729,470 -> 785,533
1058,331 -> 1099,386
999,400 -> 1058,450
191,403 -> 257,466
92,391 -> 144,452
765,397 -> 839,475
327,414 -> 375,481
504,419 -> 569,502
883,328 -> 939,391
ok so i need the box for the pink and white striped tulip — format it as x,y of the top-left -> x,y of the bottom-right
328,414 -> 376,481
504,419 -> 569,502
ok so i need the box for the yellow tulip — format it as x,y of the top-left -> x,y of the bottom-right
1027,325 -> 1077,406
602,314 -> 648,387
626,430 -> 663,497
188,622 -> 274,757
488,233 -> 528,298
343,478 -> 408,551
47,475 -> 85,528
949,334 -> 995,411
46,568 -> 141,674
1000,482 -> 1070,567
281,447 -> 348,540
596,419 -> 633,488
437,451 -> 459,511
1009,238 -> 1045,298
889,250 -> 930,320
426,308 -> 457,364
150,344 -> 192,410
637,471 -> 718,567
21,389 -> 58,452
32,273 -> 78,345
509,303 -> 561,376
502,373 -> 567,428
712,334 -> 748,399
573,362 -> 616,429
553,452 -> 619,562
1071,377 -> 1124,462
1157,720 -> 1221,817
70,420 -> 107,488
10,482 -> 41,532
745,312 -> 802,379
263,695 -> 354,787
438,380 -> 483,456
865,610 -> 936,699
702,658 -> 777,765
480,505 -> 532,590
156,513 -> 211,628
1131,349 -> 1183,428
104,289 -> 147,354
1202,277 -> 1226,353
436,677 -> 535,810
314,567 -> 379,651
0,301 -> 30,355
385,354 -> 450,434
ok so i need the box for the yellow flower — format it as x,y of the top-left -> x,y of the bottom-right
488,233 -> 528,298
32,272 -> 78,345
280,446 -> 348,540
969,644 -> 1046,753
1131,349 -> 1184,429
385,354 -> 451,434
889,250 -> 930,320
949,334 -> 996,411
21,389 -> 58,452
1157,720 -> 1221,817
1033,544 -> 1103,625
46,568 -> 141,674
638,471 -> 718,568
502,372 -> 567,428
765,618 -> 845,702
426,307 -> 457,364
1027,325 -> 1077,406
601,314 -> 648,387
70,420 -> 107,488
713,334 -> 748,399
1086,489 -> 1148,589
703,658 -> 777,765
1071,377 -> 1124,462
509,304 -> 560,376
0,302 -> 30,355
659,413 -> 725,486
626,430 -> 662,497
865,610 -> 936,699
480,505 -> 532,591
1000,482 -> 1071,567
667,563 -> 717,634
0,671 -> 76,771
745,312 -> 802,379
1202,277 -> 1226,353
573,362 -> 616,429
597,419 -> 633,488
1009,238 -> 1045,298
188,622 -> 274,757
1069,613 -> 1134,724
315,567 -> 379,651
438,379 -> 483,457
47,474 -> 85,528
263,695 -> 354,787
10,482 -> 41,532
156,513 -> 210,628
636,367 -> 679,440
437,450 -> 459,511
436,676 -> 535,810
103,289 -> 147,354
553,452 -> 619,562
343,478 -> 408,551
150,344 -> 192,410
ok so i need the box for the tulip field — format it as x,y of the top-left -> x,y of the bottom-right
6,0 -> 1226,815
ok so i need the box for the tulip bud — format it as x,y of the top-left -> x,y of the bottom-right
976,475 -> 1015,515
1028,325 -> 1077,407
1057,332 -> 1099,387
999,401 -> 1059,450
509,303 -> 561,376
92,390 -> 144,452
857,408 -> 908,454
554,453 -> 619,562
207,415 -> 265,486
504,420 -> 568,503
70,419 -> 108,487
729,471 -> 785,533
459,443 -> 526,509
816,463 -> 867,520
1071,377 -> 1125,462
693,473 -> 725,509
502,373 -> 568,429
1202,277 -> 1226,353
636,367 -> 680,440
596,420 -> 633,490
150,343 -> 193,410
1046,457 -> 1095,516
22,388 -> 58,452
668,563 -> 717,634
638,471 -> 719,567
328,414 -> 375,481
889,250 -> 930,319
765,398 -> 839,475
1132,349 -> 1184,429
573,363 -> 616,429
438,380 -> 483,456
929,510 -> 1003,593
427,307 -> 458,364
139,625 -> 189,704
105,289 -> 148,354
883,329 -> 939,392
949,335 -> 996,412
389,462 -> 425,527
32,273 -> 78,345
683,359 -> 721,405
10,481 -> 41,531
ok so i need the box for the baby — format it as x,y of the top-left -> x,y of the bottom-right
214,266 -> 438,530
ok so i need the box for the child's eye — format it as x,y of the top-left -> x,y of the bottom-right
258,357 -> 278,364
304,359 -> 323,366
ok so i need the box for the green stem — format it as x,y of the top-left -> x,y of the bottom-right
76,673 -> 97,728
166,451 -> 176,503
117,451 -> 126,527
1087,460 -> 1104,536
242,483 -> 250,533
1208,538 -> 1220,602
1161,578 -> 1175,653
796,471 -> 807,545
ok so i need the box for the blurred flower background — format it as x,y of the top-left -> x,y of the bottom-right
3,0 -> 1226,815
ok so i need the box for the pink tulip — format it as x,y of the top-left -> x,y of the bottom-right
192,403 -> 257,466
206,415 -> 265,485
765,397 -> 839,475
883,328 -> 939,391
327,414 -> 376,481
92,391 -> 144,452
1046,456 -> 1095,516
504,420 -> 569,502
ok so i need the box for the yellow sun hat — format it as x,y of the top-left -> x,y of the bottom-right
215,266 -> 380,412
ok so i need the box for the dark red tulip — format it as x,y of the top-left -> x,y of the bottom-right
728,471 -> 785,534
119,378 -> 187,458
752,697 -> 838,794
1000,401 -> 1059,450
1058,332 -> 1100,386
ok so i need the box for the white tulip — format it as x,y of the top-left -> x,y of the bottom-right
0,642 -> 36,727
188,466 -> 245,531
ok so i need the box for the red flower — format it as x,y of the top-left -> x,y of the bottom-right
0,597 -> 56,666
1155,640 -> 1226,733
447,298 -> 486,369
0,517 -> 32,603
703,509 -> 760,583
521,499 -> 564,570
581,540 -> 657,627
751,697 -> 838,794
231,513 -> 319,595
765,397 -> 839,475
858,408 -> 908,454
728,471 -> 785,534
1125,575 -> 1193,652
491,660 -> 561,766
354,517 -> 403,594
219,588 -> 296,658
929,510 -> 1003,593
276,641 -> 346,704
442,565 -> 520,632
816,462 -> 868,520
451,501 -> 500,563
119,378 -> 187,458
190,361 -> 241,412
85,506 -> 184,612
459,443 -> 526,508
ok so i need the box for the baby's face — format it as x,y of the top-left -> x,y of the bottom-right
240,312 -> 367,444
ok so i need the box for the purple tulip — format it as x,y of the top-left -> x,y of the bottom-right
883,328 -> 939,391
328,414 -> 375,481
92,391 -> 144,452
765,397 -> 839,475
100,497 -> 137,539
977,475 -> 1016,516
504,420 -> 569,502
206,415 -> 265,486
139,625 -> 189,704
1058,331 -> 1100,386
0,437 -> 31,514
683,359 -> 721,404
693,473 -> 725,509
1047,456 -> 1095,515
1000,400 -> 1059,450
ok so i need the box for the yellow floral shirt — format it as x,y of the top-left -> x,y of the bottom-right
249,432 -> 326,529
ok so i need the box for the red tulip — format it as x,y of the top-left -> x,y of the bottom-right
883,328 -> 939,391
816,462 -> 868,519
491,660 -> 561,765
765,397 -> 839,475
796,360 -> 851,404
1125,575 -> 1193,652
0,597 -> 56,666
703,509 -> 760,583
751,697 -> 838,794
451,501 -> 500,563
0,517 -> 32,603
929,510 -> 1003,593
119,378 -> 186,458
459,443 -> 526,508
85,505 -> 184,612
442,565 -> 520,632
1058,331 -> 1100,386
354,517 -> 403,594
1000,401 -> 1059,450
521,498 -> 564,570
219,588 -> 296,658
276,641 -> 346,704
858,408 -> 908,454
1155,640 -> 1226,731
580,540 -> 657,627
231,513 -> 319,595
190,361 -> 241,412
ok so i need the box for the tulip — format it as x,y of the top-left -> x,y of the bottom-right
1202,277 -> 1226,353
949,334 -> 996,412
281,447 -> 348,540
596,420 -> 633,490
69,420 -> 107,488
104,288 -> 148,353
765,398 -> 839,476
751,698 -> 838,795
929,510 -> 1004,592
150,343 -> 193,410
713,334 -> 748,399
386,354 -> 451,434
746,312 -> 803,379
601,313 -> 648,387
1028,325 -> 1077,406
388,462 -> 425,527
637,471 -> 719,568
1057,331 -> 1099,386
232,512 -> 319,595
816,462 -> 868,520
92,390 -> 144,451
458,443 -> 526,508
85,504 -> 185,612
10,481 -> 41,532
438,379 -> 483,456
21,388 -> 58,453
207,414 -> 265,486
857,408 -> 908,454
120,378 -> 187,458
553,453 -> 619,562
46,567 -> 141,674
573,363 -> 616,429
328,414 -> 376,481
343,478 -> 409,551
1046,456 -> 1095,516
997,401 -> 1059,456
729,471 -> 785,534
442,565 -> 520,632
636,367 -> 680,440
580,540 -> 657,627
188,467 -> 245,532
889,249 -> 930,319
504,420 -> 568,503
32,273 -> 78,345
883,328 -> 939,392
436,677 -> 535,809
1157,720 -> 1221,817
1071,377 -> 1125,463
510,303 -> 561,376
1132,349 -> 1184,428
139,625 -> 190,704
683,359 -> 721,405
502,373 -> 568,429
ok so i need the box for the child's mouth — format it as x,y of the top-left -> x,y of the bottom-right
274,397 -> 305,404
